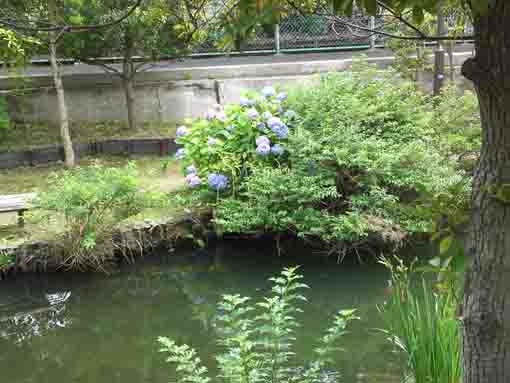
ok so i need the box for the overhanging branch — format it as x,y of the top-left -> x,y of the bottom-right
0,0 -> 143,33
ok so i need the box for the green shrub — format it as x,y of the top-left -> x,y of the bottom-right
378,257 -> 462,383
0,96 -> 9,141
36,163 -> 163,271
174,60 -> 478,257
159,266 -> 358,383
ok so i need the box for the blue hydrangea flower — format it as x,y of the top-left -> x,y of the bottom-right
284,110 -> 298,120
208,173 -> 229,191
186,174 -> 201,188
176,148 -> 185,160
256,143 -> 271,156
261,86 -> 276,98
276,92 -> 288,101
208,137 -> 218,146
272,124 -> 289,139
256,122 -> 266,131
240,97 -> 251,107
268,116 -> 284,129
271,144 -> 284,155
176,126 -> 188,138
256,135 -> 271,146
246,108 -> 259,120
262,111 -> 272,120
186,165 -> 197,175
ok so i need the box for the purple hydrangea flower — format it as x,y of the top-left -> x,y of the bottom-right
186,174 -> 202,188
284,110 -> 298,120
176,126 -> 188,138
208,173 -> 230,191
268,116 -> 284,129
206,110 -> 216,120
272,124 -> 289,139
262,111 -> 272,120
276,92 -> 288,101
246,108 -> 259,120
216,111 -> 227,122
176,148 -> 185,160
186,165 -> 197,175
256,122 -> 266,131
256,143 -> 271,156
261,86 -> 276,98
271,144 -> 285,156
256,136 -> 271,146
208,137 -> 218,146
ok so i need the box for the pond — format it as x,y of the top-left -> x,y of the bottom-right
0,242 -> 407,383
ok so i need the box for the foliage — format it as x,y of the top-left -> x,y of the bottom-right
432,84 -> 481,159
35,162 -> 164,271
174,87 -> 296,195
0,96 -> 9,141
0,27 -> 39,65
378,257 -> 462,383
174,60 -> 477,256
159,266 -> 359,383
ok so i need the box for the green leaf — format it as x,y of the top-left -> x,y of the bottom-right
439,237 -> 452,254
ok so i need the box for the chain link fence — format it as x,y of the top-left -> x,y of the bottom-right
192,10 -> 472,55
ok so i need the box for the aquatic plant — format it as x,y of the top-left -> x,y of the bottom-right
159,266 -> 358,383
377,257 -> 462,383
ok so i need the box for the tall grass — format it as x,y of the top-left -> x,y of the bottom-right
378,258 -> 462,383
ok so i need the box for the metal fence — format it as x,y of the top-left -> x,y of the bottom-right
193,12 -> 380,55
192,11 -> 471,56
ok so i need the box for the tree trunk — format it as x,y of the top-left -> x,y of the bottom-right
461,2 -> 510,382
122,76 -> 137,131
48,0 -> 75,168
122,45 -> 137,131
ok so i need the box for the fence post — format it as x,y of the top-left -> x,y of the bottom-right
369,16 -> 376,49
433,5 -> 447,96
275,23 -> 281,55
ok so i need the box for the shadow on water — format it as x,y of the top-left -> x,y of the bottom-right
0,241 -> 406,383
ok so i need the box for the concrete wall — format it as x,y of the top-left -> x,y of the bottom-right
0,49 -> 474,125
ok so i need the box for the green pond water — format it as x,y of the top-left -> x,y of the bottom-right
0,242 -> 406,383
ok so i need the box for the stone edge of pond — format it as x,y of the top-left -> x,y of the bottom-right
0,215 -> 198,280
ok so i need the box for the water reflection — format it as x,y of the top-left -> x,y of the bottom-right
0,243 -> 401,383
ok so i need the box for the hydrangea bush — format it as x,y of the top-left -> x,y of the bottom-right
174,86 -> 298,193
173,61 -> 479,257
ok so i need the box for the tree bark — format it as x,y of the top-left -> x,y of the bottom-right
122,76 -> 137,131
122,44 -> 137,131
48,0 -> 75,168
461,1 -> 510,382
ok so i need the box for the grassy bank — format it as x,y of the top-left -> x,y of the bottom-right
0,155 -> 186,246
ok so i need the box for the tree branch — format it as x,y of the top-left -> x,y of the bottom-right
0,0 -> 143,33
284,0 -> 474,41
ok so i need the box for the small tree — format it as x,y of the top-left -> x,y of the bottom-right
65,0 -> 210,130
1,0 -> 143,166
